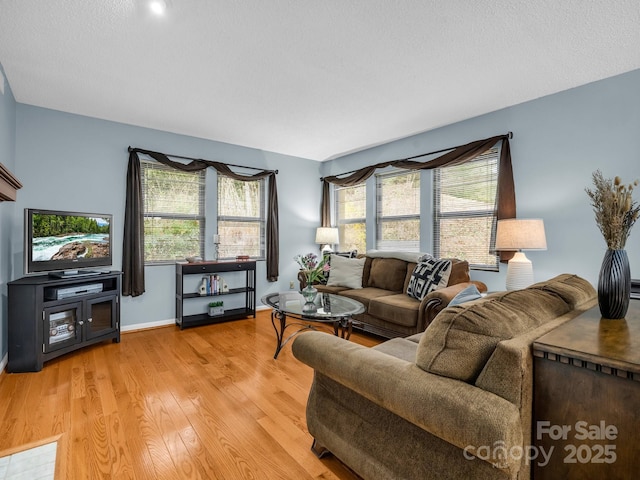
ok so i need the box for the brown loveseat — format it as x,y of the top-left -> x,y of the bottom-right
292,274 -> 597,480
300,251 -> 487,338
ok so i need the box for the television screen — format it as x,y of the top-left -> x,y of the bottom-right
25,209 -> 113,274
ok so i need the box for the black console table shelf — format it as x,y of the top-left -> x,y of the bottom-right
182,286 -> 253,300
176,261 -> 256,329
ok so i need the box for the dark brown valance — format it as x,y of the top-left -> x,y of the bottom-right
320,134 -> 516,262
123,148 -> 279,297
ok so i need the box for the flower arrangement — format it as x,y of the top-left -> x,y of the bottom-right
585,170 -> 640,250
294,252 -> 330,286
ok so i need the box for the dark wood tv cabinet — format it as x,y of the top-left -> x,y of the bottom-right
7,272 -> 121,372
533,301 -> 640,479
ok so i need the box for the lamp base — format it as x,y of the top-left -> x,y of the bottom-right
505,251 -> 534,290
320,244 -> 334,253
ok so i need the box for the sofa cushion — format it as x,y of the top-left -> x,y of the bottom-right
367,257 -> 408,292
326,254 -> 366,289
407,258 -> 452,300
368,294 -> 420,328
340,287 -> 396,310
415,275 -> 591,383
372,337 -> 419,362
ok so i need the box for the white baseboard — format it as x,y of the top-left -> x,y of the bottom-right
121,318 -> 176,333
121,307 -> 269,333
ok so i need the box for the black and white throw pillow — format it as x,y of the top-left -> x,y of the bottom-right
407,258 -> 452,300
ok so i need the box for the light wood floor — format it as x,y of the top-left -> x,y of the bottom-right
0,310 -> 382,479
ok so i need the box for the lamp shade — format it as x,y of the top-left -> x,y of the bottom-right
315,227 -> 339,245
495,219 -> 547,251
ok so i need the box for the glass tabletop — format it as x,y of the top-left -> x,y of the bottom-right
261,292 -> 365,320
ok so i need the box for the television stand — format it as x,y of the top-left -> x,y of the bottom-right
8,272 -> 122,372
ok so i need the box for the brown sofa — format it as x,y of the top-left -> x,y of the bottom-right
292,274 -> 597,480
300,252 -> 487,338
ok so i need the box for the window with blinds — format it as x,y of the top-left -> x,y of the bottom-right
141,160 -> 205,263
433,149 -> 499,270
217,176 -> 265,259
335,183 -> 366,253
376,170 -> 420,251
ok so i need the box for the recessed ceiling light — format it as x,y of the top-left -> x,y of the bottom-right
149,0 -> 167,16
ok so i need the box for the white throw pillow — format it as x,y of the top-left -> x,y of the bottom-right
326,254 -> 366,289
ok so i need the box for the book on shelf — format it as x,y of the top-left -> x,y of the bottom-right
199,274 -> 228,295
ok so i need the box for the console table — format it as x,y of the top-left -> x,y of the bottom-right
533,301 -> 640,479
175,261 -> 256,329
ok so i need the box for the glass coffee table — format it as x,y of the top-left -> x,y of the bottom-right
261,292 -> 365,359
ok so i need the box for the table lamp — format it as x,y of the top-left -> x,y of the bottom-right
495,218 -> 547,290
315,227 -> 339,253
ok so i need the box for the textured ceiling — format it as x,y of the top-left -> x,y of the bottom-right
1,0 -> 639,161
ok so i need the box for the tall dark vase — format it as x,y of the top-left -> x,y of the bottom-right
597,249 -> 631,319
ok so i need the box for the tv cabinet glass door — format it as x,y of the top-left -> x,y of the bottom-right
43,302 -> 82,353
85,296 -> 118,340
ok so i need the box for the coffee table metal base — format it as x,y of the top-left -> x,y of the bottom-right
270,309 -> 354,359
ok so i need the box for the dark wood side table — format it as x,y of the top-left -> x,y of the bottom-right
533,301 -> 640,479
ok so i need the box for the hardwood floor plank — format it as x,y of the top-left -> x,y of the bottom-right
0,309 -> 379,479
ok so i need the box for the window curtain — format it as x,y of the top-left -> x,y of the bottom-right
320,134 -> 515,262
123,148 -> 279,297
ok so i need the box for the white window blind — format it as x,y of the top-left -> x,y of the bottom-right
376,170 -> 420,251
335,183 -> 366,253
141,160 -> 205,263
433,149 -> 499,270
217,176 -> 265,259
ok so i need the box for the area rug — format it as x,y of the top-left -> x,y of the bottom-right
0,435 -> 60,480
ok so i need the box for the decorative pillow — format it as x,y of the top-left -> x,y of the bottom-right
318,250 -> 358,284
326,254 -> 366,289
406,258 -> 452,300
448,284 -> 482,306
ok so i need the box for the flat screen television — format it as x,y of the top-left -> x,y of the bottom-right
24,208 -> 113,275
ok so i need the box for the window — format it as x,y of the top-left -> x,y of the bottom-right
141,161 -> 205,263
433,148 -> 499,270
217,176 -> 265,259
335,183 -> 366,253
376,170 -> 420,251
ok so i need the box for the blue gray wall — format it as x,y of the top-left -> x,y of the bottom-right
0,63 -> 17,365
2,64 -> 640,366
324,68 -> 640,291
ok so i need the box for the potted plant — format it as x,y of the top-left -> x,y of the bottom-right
208,301 -> 224,316
294,252 -> 330,304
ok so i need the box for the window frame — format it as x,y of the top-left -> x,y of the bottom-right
432,148 -> 500,271
334,182 -> 367,253
375,169 -> 421,252
216,175 -> 266,261
141,160 -> 206,265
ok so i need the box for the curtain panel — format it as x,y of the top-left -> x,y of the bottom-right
123,148 -> 279,297
320,134 -> 516,262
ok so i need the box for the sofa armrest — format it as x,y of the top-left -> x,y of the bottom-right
421,281 -> 487,328
292,331 -> 522,470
